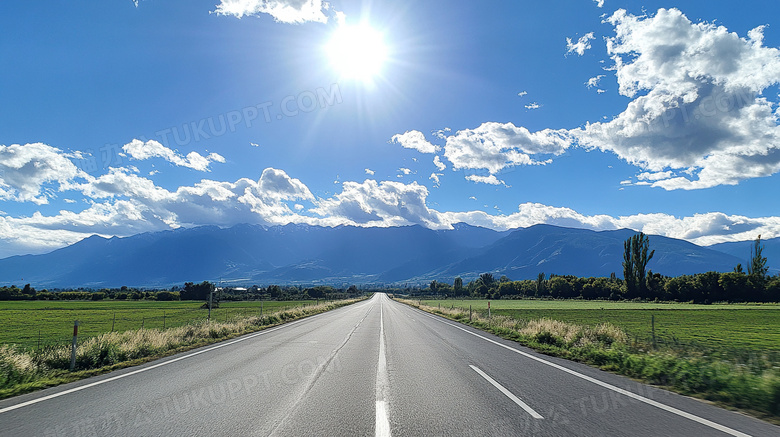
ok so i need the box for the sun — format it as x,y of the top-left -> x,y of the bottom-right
326,24 -> 387,82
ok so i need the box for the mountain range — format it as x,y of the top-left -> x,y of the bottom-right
0,223 -> 775,288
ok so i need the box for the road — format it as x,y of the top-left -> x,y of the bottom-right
1,293 -> 777,436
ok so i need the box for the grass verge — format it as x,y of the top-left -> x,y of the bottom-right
397,299 -> 780,424
0,297 -> 365,400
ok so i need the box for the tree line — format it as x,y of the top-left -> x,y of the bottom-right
421,234 -> 779,303
0,282 -> 363,301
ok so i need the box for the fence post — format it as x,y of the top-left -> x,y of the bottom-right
208,289 -> 213,322
469,305 -> 472,322
163,311 -> 166,329
69,321 -> 79,371
111,312 -> 116,332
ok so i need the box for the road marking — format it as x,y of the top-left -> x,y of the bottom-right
375,295 -> 392,437
0,301 -> 373,415
470,365 -> 543,419
411,307 -> 752,437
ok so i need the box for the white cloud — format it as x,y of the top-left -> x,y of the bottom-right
637,171 -> 674,181
60,166 -> 314,234
443,122 -> 569,174
433,155 -> 446,171
365,168 -> 375,175
122,139 -> 225,172
398,168 -> 412,175
250,142 -> 260,147
525,102 -> 541,110
429,172 -> 443,187
586,75 -> 605,88
575,8 -> 780,190
432,127 -> 451,140
465,174 -> 503,185
311,179 -> 446,228
391,130 -> 440,154
593,0 -> 605,7
214,0 -> 329,23
566,32 -> 595,56
517,91 -> 528,97
0,143 -> 82,205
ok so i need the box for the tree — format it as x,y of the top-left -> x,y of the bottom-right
453,277 -> 463,295
536,273 -> 546,297
548,276 -> 573,298
22,284 -> 35,297
623,233 -> 655,299
748,235 -> 768,280
719,272 -> 748,302
623,239 -> 635,297
267,285 -> 282,298
180,281 -> 214,301
479,273 -> 495,288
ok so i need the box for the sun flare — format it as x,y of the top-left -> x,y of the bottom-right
326,24 -> 387,82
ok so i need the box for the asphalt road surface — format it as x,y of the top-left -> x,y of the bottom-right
1,293 -> 778,436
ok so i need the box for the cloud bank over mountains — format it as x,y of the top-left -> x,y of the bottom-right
1,138 -> 779,258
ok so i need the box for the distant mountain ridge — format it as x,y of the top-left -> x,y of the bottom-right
0,223 -> 759,288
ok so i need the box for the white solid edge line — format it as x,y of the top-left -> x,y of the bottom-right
413,309 -> 752,437
375,295 -> 392,437
0,301 -> 373,415
470,365 -> 543,419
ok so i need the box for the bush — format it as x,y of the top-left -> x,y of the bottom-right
534,331 -> 564,347
155,291 -> 179,301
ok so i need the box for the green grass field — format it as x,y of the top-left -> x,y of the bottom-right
0,300 -> 318,350
419,299 -> 780,352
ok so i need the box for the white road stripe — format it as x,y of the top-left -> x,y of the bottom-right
470,365 -> 543,419
412,307 -> 752,437
0,301 -> 373,415
375,295 -> 392,437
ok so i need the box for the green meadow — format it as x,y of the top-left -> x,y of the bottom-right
419,299 -> 780,352
0,300 -> 318,350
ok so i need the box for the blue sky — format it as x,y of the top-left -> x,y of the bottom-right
1,0 -> 780,258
